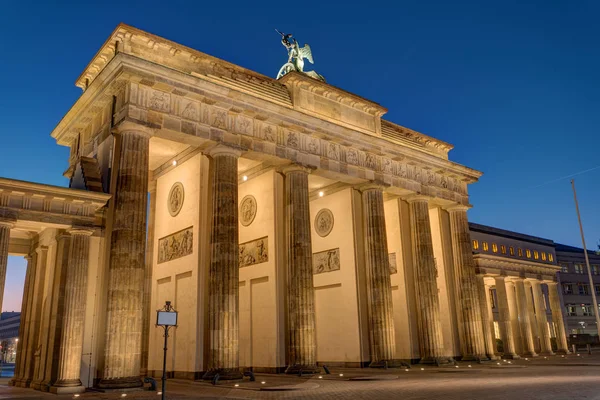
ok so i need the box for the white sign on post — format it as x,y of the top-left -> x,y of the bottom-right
157,311 -> 178,326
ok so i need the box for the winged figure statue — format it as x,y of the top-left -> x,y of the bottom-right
276,30 -> 324,82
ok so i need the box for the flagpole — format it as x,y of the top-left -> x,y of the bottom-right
571,179 -> 600,337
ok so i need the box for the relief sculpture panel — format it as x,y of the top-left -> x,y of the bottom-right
239,236 -> 269,268
158,226 -> 193,264
313,248 -> 340,274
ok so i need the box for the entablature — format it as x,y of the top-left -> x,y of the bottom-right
474,253 -> 560,282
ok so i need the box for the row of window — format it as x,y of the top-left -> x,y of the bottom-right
560,263 -> 600,275
565,304 -> 600,317
472,240 -> 554,262
563,283 -> 600,296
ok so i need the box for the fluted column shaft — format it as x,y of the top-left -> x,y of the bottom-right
476,276 -> 497,359
0,222 -> 13,314
140,185 -> 156,376
447,207 -> 486,360
361,186 -> 395,365
204,146 -> 241,379
494,276 -> 518,358
10,254 -> 33,386
100,129 -> 150,388
408,197 -> 445,362
531,281 -> 554,355
548,282 -> 569,354
54,229 -> 93,389
284,166 -> 318,373
515,279 -> 537,357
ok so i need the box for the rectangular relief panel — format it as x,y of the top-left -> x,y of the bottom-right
158,226 -> 194,264
239,237 -> 269,268
313,248 -> 340,274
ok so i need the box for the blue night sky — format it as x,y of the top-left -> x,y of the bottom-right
1,0 -> 598,311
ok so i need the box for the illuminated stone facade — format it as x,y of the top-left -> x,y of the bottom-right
0,23 -> 566,391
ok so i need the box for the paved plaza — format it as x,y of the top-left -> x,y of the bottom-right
2,354 -> 600,400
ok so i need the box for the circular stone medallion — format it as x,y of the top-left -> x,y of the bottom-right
315,208 -> 334,237
239,195 -> 257,226
168,182 -> 185,217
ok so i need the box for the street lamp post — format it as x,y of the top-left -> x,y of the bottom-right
156,301 -> 178,400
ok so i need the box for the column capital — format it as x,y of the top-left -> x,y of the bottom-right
404,194 -> 431,204
546,281 -> 558,288
112,120 -> 154,138
35,245 -> 49,255
67,227 -> 94,237
207,144 -> 242,158
356,183 -> 387,193
0,219 -> 16,229
280,163 -> 313,176
445,204 -> 471,213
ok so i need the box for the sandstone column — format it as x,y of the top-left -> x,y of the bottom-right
524,281 -> 540,352
506,281 -> 523,355
476,275 -> 497,359
515,279 -> 537,357
447,206 -> 486,360
10,253 -> 33,387
51,228 -> 94,394
494,276 -> 519,359
203,145 -> 242,380
531,280 -> 554,355
99,127 -> 150,388
547,282 -> 570,354
140,183 -> 156,377
407,196 -> 445,363
360,185 -> 396,367
284,165 -> 319,374
0,221 -> 13,313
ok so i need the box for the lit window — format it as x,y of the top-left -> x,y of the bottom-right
526,249 -> 532,258
575,264 -> 584,274
534,251 -> 539,260
509,246 -> 515,256
563,284 -> 573,295
472,240 -> 479,250
483,242 -> 489,251
492,243 -> 498,253
578,284 -> 590,295
541,252 -> 547,261
501,245 -> 506,254
592,265 -> 599,275
595,285 -> 600,296
549,254 -> 554,262
489,288 -> 496,309
582,304 -> 594,317
566,304 -> 577,316
493,321 -> 501,339
561,264 -> 569,273
518,248 -> 523,257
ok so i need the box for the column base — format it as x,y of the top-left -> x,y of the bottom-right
97,376 -> 143,389
538,350 -> 555,356
501,354 -> 521,360
419,356 -> 455,365
487,354 -> 500,361
8,378 -> 17,386
460,355 -> 490,362
50,385 -> 86,394
520,351 -> 538,358
202,368 -> 243,381
369,359 -> 410,369
19,379 -> 32,388
285,364 -> 320,375
30,380 -> 43,390
555,349 -> 570,355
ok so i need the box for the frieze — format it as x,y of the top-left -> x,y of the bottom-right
313,248 -> 340,274
158,226 -> 193,264
239,236 -> 268,268
389,253 -> 397,274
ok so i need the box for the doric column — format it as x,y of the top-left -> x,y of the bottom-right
407,196 -> 445,363
547,282 -> 570,354
506,281 -> 522,354
0,220 -> 14,313
531,280 -> 554,355
203,145 -> 242,380
524,281 -> 540,352
140,183 -> 157,377
10,253 -> 33,386
99,127 -> 150,389
515,279 -> 537,357
447,206 -> 486,360
360,185 -> 396,366
494,276 -> 519,359
283,165 -> 319,374
476,275 -> 497,359
22,245 -> 48,387
51,228 -> 94,394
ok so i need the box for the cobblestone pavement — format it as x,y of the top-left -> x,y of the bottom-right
3,354 -> 600,400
